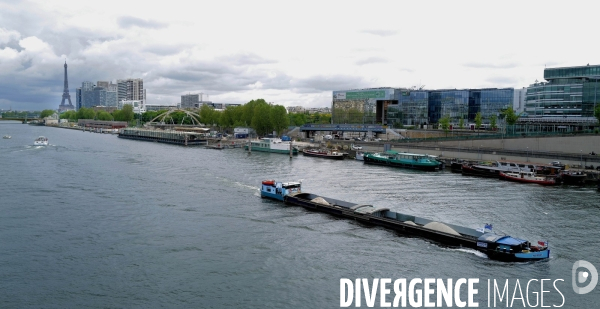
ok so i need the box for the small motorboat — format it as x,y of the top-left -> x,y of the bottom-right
3,135 -> 11,139
33,136 -> 48,146
499,171 -> 557,186
355,151 -> 364,161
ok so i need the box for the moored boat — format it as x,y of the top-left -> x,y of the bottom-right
499,171 -> 557,186
450,160 -> 465,173
363,150 -> 442,171
302,148 -> 345,160
244,137 -> 298,154
461,161 -> 522,178
355,151 -> 364,161
559,170 -> 586,185
3,135 -> 11,139
33,136 -> 48,146
260,180 -> 550,262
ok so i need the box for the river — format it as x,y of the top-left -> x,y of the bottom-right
0,122 -> 598,308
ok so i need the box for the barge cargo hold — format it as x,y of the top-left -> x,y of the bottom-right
118,128 -> 208,146
260,180 -> 550,262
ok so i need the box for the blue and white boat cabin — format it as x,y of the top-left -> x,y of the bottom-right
261,180 -> 302,201
477,233 -> 549,261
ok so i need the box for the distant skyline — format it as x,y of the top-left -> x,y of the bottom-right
1,0 -> 599,110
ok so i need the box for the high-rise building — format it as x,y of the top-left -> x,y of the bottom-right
96,81 -> 109,89
525,64 -> 600,120
117,78 -> 144,103
181,94 -> 200,109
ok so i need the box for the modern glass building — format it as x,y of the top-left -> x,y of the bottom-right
385,88 -> 513,127
470,88 -> 514,122
396,90 -> 429,126
331,88 -> 397,124
525,64 -> 600,120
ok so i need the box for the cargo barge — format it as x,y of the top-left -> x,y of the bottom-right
260,180 -> 550,262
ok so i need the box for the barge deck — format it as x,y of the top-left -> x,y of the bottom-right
260,180 -> 549,262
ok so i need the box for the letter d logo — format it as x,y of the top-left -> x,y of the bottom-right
572,260 -> 598,294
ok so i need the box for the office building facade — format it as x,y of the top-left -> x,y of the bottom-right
181,94 -> 200,109
525,64 -> 600,120
117,79 -> 145,103
340,87 -> 514,127
331,88 -> 397,124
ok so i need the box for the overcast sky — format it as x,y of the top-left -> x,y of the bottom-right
1,0 -> 598,111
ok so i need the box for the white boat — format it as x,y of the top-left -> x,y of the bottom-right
355,151 -> 364,161
34,136 -> 48,146
3,135 -> 10,139
243,138 -> 298,154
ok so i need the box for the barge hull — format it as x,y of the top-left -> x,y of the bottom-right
283,194 -> 477,249
363,157 -> 439,171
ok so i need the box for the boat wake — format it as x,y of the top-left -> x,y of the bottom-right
451,247 -> 489,259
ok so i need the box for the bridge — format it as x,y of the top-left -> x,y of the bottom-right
300,124 -> 386,133
0,117 -> 41,122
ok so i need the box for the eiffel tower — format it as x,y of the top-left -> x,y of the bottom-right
58,60 -> 74,112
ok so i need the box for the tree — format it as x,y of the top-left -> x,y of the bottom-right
77,107 -> 96,120
490,115 -> 497,130
501,107 -> 520,126
439,114 -> 451,137
251,103 -> 272,136
594,105 -> 600,124
474,112 -> 482,130
270,105 -> 289,135
458,117 -> 465,129
96,111 -> 114,121
40,109 -> 55,118
60,110 -> 77,120
200,104 -> 217,126
121,104 -> 134,122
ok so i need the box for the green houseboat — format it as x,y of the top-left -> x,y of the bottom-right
363,150 -> 441,171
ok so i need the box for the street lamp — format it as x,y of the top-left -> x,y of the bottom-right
526,146 -> 529,162
580,150 -> 583,168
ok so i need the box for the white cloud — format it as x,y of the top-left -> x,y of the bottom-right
0,28 -> 20,44
0,0 -> 599,110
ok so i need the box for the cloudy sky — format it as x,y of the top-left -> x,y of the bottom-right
1,0 -> 598,111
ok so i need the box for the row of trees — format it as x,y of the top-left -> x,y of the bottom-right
59,105 -> 136,122
438,107 -> 523,135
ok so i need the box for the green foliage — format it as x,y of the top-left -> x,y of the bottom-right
251,101 -> 272,136
501,107 -> 520,126
288,112 -> 307,126
60,110 -> 77,120
439,114 -> 451,136
40,109 -> 55,118
458,117 -> 464,129
77,107 -> 96,120
595,105 -> 600,124
141,110 -> 167,122
121,104 -> 134,122
270,105 -> 289,135
96,111 -> 114,121
200,104 -> 219,126
474,112 -> 482,130
490,115 -> 497,130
